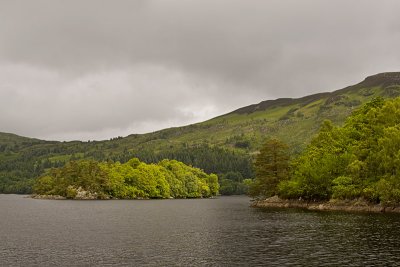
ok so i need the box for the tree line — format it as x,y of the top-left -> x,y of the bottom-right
0,141 -> 253,195
130,145 -> 254,195
251,97 -> 400,205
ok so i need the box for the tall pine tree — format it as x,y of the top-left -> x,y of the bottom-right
250,139 -> 290,198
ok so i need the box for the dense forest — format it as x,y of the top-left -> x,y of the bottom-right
0,142 -> 251,195
34,158 -> 219,199
131,146 -> 253,195
251,97 -> 400,205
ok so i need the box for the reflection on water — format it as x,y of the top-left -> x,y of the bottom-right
0,195 -> 400,266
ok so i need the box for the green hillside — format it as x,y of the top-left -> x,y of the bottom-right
1,72 -> 400,193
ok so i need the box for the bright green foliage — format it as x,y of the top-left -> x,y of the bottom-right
278,97 -> 400,204
133,145 -> 253,195
158,159 -> 219,198
281,121 -> 354,200
331,176 -> 361,200
36,160 -> 111,198
33,158 -> 219,199
250,139 -> 290,198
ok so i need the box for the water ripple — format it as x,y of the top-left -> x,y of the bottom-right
1,195 -> 400,266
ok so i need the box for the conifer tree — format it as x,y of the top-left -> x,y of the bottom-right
250,139 -> 289,198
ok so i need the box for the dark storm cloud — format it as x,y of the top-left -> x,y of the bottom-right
0,0 -> 400,140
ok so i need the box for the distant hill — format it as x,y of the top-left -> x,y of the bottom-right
1,72 -> 400,193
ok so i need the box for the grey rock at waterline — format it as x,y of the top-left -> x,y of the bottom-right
252,196 -> 400,213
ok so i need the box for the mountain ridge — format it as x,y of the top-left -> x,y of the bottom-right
227,72 -> 400,116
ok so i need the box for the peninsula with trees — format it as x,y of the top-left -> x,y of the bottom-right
251,96 -> 400,212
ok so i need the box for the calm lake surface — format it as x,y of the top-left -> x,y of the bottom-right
1,195 -> 400,266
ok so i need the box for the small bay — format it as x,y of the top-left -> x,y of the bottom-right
1,194 -> 400,266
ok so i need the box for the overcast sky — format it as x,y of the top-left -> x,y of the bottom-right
1,0 -> 400,141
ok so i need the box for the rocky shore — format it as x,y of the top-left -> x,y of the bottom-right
31,194 -> 66,200
252,196 -> 400,213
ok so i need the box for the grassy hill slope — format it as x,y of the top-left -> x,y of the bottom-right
1,72 -> 400,193
121,72 -> 400,153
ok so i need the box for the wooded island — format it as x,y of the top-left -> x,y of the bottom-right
34,158 -> 219,199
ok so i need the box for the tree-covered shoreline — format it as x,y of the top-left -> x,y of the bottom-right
34,158 -> 219,200
251,97 -> 400,206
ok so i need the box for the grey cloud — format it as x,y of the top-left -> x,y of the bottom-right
0,63 -> 223,140
0,0 -> 400,140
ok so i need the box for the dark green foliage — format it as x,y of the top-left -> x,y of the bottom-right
234,140 -> 251,149
33,158 -> 219,199
218,171 -> 250,195
132,145 -> 254,179
250,139 -> 290,198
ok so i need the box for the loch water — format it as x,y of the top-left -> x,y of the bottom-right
1,194 -> 400,266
